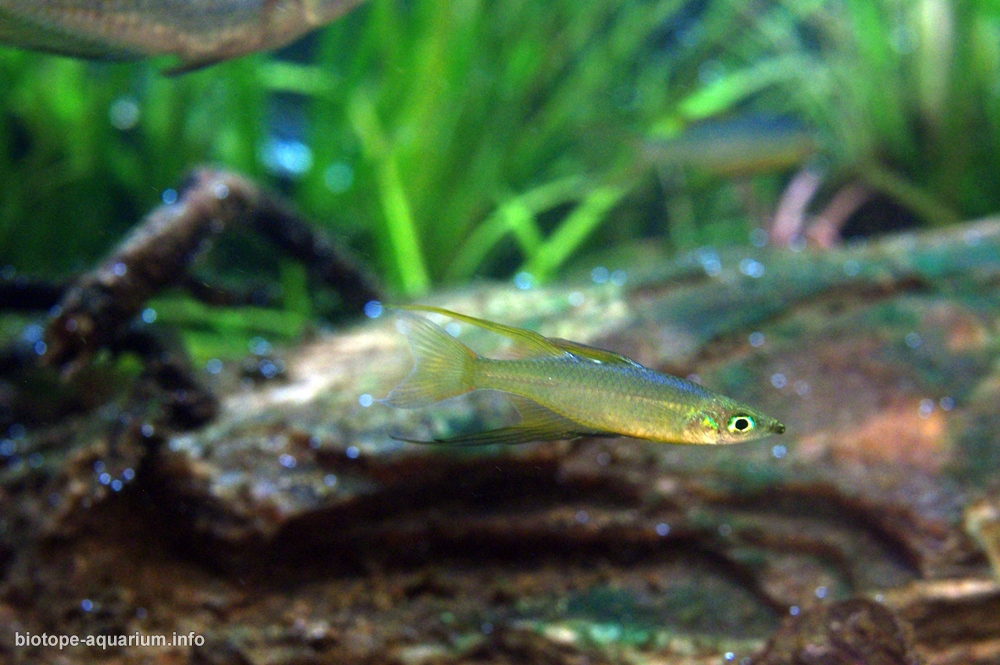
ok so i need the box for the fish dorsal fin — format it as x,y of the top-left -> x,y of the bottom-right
395,305 -> 570,359
548,338 -> 643,367
392,395 -> 608,447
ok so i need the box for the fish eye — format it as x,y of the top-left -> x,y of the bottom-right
727,414 -> 755,434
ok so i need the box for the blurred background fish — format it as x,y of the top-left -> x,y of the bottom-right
0,0 -> 368,72
642,114 -> 818,178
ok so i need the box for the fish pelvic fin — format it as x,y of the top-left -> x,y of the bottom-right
382,313 -> 478,408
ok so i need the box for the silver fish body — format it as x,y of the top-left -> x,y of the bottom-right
384,306 -> 786,446
0,0 -> 367,71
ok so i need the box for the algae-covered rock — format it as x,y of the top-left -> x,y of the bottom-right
4,218 -> 1000,664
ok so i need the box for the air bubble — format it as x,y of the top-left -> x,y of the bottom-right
261,138 -> 314,177
514,272 -> 534,290
109,97 -> 140,130
249,337 -> 272,356
918,398 -> 934,418
739,258 -> 765,278
591,266 -> 609,284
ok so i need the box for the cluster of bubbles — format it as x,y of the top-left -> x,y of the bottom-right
247,337 -> 284,379
20,323 -> 47,356
1,424 -> 39,472
590,266 -> 627,286
116,79 -> 358,188
92,460 -> 136,493
918,396 -> 954,419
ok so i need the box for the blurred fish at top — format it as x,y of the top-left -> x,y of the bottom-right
0,0 -> 369,73
642,115 -> 818,177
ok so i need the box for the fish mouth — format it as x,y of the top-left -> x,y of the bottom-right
772,422 -> 786,435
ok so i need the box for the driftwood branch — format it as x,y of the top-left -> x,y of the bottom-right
41,167 -> 381,372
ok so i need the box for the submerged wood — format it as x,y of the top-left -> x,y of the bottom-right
42,167 -> 380,374
4,218 -> 1000,663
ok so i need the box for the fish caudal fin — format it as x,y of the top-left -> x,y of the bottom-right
382,313 -> 478,408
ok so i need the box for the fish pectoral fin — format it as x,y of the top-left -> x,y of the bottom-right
548,338 -> 643,367
394,305 -> 571,359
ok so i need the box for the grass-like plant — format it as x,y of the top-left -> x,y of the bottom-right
762,0 -> 1000,227
3,0 -> 1000,306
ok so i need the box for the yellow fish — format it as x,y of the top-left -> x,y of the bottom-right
384,306 -> 785,446
0,0 -> 368,73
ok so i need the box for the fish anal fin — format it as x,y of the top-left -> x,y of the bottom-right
397,395 -> 607,447
394,305 -> 570,359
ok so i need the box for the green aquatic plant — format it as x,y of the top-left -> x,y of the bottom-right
0,51 -> 268,275
5,0 -> 999,307
294,0 -> 780,291
1,0 -> 752,293
764,0 -> 1000,226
